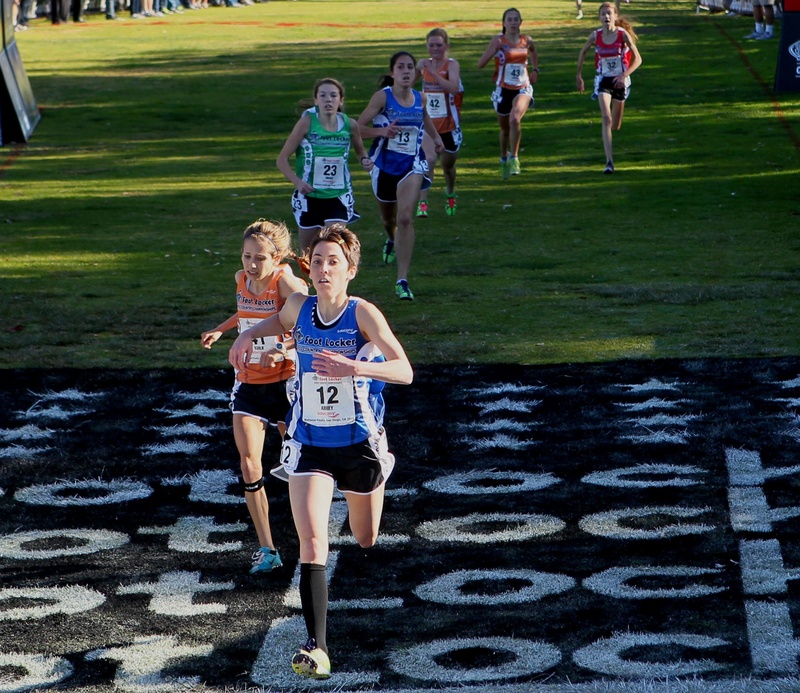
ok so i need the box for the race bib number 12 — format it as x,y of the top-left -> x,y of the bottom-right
301,373 -> 356,426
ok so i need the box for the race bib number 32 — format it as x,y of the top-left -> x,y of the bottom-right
600,56 -> 623,76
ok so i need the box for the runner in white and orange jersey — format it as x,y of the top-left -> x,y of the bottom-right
576,2 -> 641,174
201,219 -> 308,576
477,7 -> 537,179
415,28 -> 464,218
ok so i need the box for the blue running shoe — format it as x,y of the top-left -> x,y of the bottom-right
249,547 -> 282,575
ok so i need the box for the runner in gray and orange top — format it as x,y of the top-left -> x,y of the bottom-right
415,28 -> 464,218
201,219 -> 308,576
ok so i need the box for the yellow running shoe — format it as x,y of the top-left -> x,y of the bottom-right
291,639 -> 331,680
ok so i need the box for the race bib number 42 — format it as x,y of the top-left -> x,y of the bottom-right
424,92 -> 448,119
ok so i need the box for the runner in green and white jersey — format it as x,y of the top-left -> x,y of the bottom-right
277,78 -> 374,252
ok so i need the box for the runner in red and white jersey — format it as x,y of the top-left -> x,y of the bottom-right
576,2 -> 642,174
477,8 -> 538,180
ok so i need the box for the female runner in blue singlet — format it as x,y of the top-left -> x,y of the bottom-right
357,51 -> 443,302
228,224 -> 412,681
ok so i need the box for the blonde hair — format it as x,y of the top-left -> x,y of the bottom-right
427,27 -> 449,44
242,219 -> 295,262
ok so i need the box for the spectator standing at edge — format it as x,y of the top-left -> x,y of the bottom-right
745,0 -> 776,39
71,0 -> 85,23
51,0 -> 69,24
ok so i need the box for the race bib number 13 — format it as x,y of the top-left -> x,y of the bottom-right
301,373 -> 356,426
387,126 -> 420,156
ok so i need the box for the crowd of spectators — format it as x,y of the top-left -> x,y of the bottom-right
13,0 -> 261,29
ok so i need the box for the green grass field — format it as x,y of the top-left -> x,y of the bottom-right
1,0 -> 799,369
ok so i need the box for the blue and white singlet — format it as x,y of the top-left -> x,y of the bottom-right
285,297 -> 386,447
369,86 -> 427,177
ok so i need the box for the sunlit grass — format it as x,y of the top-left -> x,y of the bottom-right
1,0 -> 799,368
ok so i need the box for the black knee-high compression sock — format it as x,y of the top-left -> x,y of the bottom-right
299,563 -> 328,654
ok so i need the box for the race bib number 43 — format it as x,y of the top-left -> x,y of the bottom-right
503,63 -> 528,87
301,373 -> 355,426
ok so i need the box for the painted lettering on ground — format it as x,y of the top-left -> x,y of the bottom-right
1,362 -> 800,691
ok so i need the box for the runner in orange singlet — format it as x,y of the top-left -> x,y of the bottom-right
201,220 -> 308,575
477,7 -> 538,180
415,28 -> 464,218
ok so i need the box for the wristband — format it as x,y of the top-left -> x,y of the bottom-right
361,156 -> 371,163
